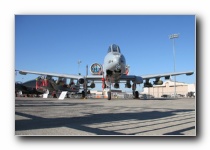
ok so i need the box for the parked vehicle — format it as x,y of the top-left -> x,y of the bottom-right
147,94 -> 154,99
177,94 -> 185,97
139,94 -> 147,99
161,94 -> 171,98
187,92 -> 195,98
139,94 -> 154,99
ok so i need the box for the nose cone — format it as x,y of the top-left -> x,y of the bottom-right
113,55 -> 121,68
104,52 -> 126,74
115,63 -> 121,71
113,54 -> 126,72
114,54 -> 122,63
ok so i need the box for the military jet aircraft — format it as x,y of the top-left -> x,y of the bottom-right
15,80 -> 44,97
16,44 -> 194,100
15,75 -> 81,98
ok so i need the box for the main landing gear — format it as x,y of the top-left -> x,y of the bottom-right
108,91 -> 111,100
133,91 -> 139,99
132,83 -> 139,99
106,83 -> 139,100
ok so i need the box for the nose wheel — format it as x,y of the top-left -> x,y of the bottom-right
107,84 -> 112,100
105,77 -> 112,100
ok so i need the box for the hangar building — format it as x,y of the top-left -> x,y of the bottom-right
141,80 -> 195,98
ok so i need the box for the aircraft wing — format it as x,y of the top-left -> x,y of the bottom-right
17,70 -> 85,79
117,71 -> 194,84
140,71 -> 194,80
17,70 -> 194,82
17,70 -> 103,80
86,75 -> 103,80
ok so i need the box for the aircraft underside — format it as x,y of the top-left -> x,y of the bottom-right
104,73 -> 139,100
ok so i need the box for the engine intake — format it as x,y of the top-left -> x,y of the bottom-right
78,78 -> 85,84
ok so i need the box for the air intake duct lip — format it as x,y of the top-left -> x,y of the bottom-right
78,78 -> 85,84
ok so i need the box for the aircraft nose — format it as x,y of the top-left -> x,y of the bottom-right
115,63 -> 121,71
114,55 -> 122,70
115,54 -> 122,63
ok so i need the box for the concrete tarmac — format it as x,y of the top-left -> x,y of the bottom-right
15,97 -> 196,136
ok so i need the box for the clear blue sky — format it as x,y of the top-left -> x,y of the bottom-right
15,15 -> 195,91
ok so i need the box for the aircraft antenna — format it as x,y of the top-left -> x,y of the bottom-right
78,60 -> 82,75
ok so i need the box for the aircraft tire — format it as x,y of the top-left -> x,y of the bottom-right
53,93 -> 57,98
135,91 -> 139,99
108,92 -> 111,100
82,91 -> 85,99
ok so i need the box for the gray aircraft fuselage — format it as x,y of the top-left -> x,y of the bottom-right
103,44 -> 126,85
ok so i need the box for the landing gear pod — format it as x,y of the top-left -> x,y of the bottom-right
89,81 -> 95,88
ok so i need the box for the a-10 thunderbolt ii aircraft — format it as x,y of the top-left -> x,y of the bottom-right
15,75 -> 81,97
16,44 -> 194,100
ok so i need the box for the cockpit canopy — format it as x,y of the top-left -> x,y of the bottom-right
107,44 -> 121,53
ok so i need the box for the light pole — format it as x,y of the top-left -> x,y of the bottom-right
78,60 -> 82,75
169,33 -> 179,97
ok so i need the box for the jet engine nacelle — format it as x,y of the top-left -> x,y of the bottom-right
153,80 -> 163,85
78,78 -> 85,84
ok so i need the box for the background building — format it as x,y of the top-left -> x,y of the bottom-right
141,80 -> 195,98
